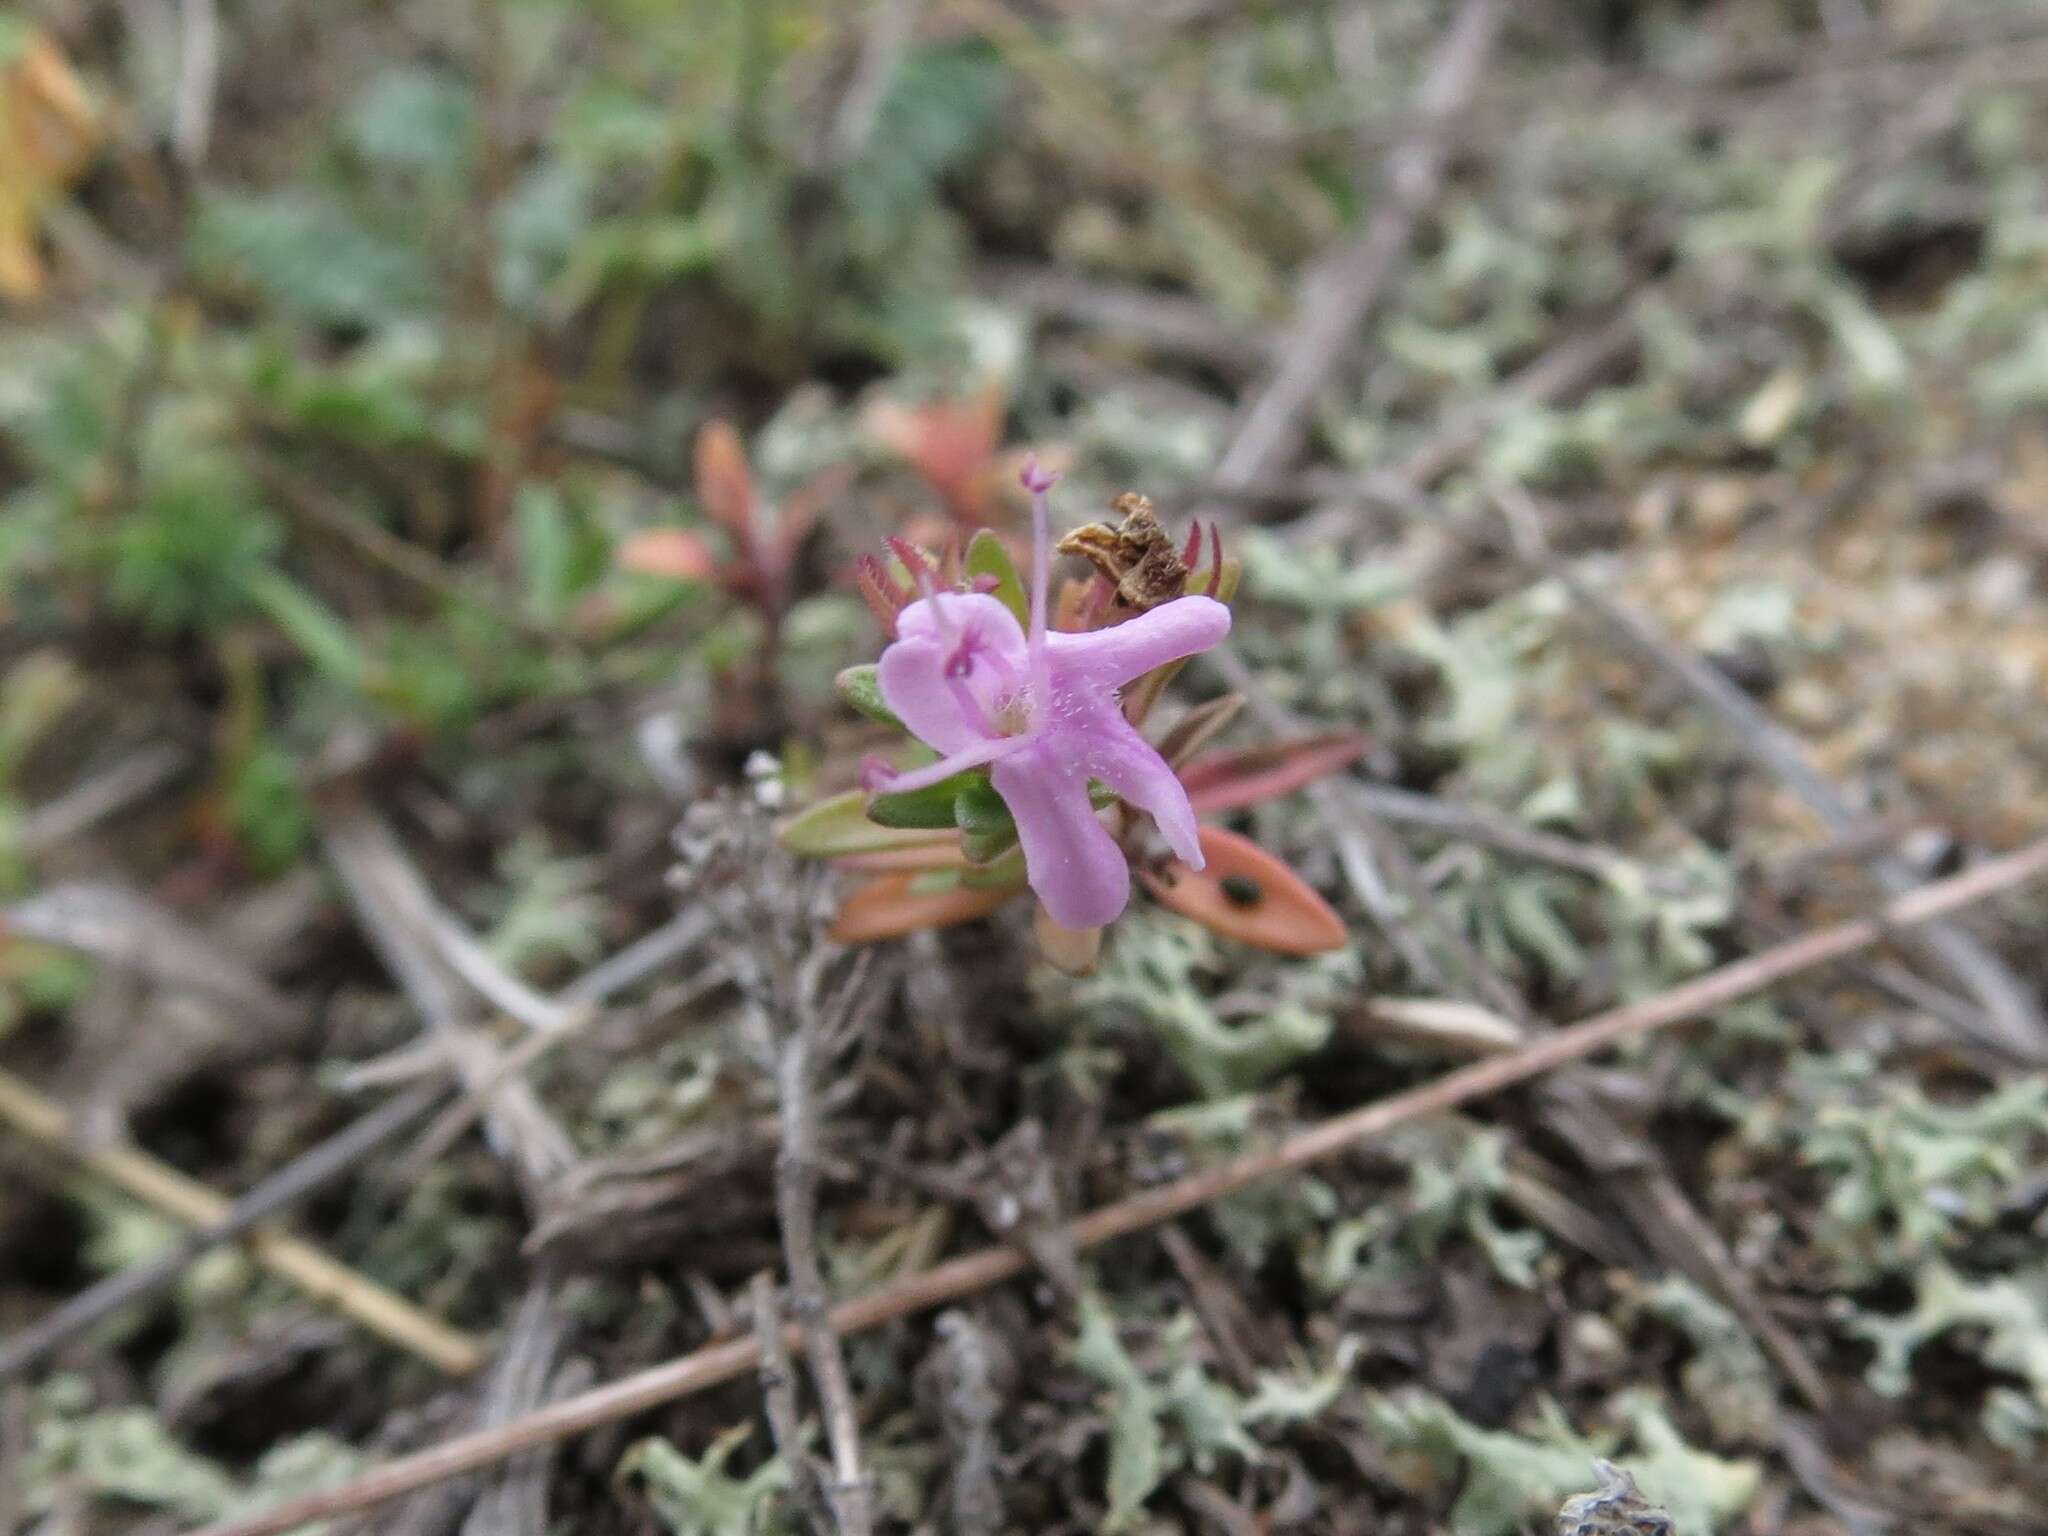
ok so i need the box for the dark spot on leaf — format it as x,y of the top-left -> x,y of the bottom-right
1220,873 -> 1262,907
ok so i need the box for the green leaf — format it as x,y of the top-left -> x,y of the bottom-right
867,771 -> 989,829
952,776 -> 1017,862
223,738 -> 311,875
951,776 -> 1011,834
777,789 -> 951,858
189,191 -> 434,329
515,482 -> 575,624
834,664 -> 902,727
345,66 -> 474,181
244,572 -> 367,689
965,529 -> 1027,623
841,42 -> 1002,235
105,449 -> 281,634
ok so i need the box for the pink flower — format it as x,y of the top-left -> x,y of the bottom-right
869,462 -> 1230,930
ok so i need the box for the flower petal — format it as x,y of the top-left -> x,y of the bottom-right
895,590 -> 1028,653
1048,595 -> 1232,690
992,746 -> 1131,930
1071,700 -> 1205,867
879,592 -> 1031,753
873,734 -> 1026,795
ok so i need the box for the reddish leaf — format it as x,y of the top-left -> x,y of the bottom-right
866,385 -> 1004,524
829,872 -> 1019,944
830,840 -> 969,874
617,528 -> 717,582
1142,826 -> 1347,955
1179,733 -> 1370,815
694,420 -> 759,540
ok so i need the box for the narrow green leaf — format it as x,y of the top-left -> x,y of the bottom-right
955,777 -> 1017,862
244,572 -> 366,689
868,770 -> 989,829
834,664 -> 902,727
777,789 -> 953,858
965,529 -> 1027,623
952,777 -> 1012,834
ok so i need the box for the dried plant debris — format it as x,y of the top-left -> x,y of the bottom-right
1555,1457 -> 1674,1536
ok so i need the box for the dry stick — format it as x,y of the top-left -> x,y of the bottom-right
0,1071 -> 479,1378
183,834 -> 2048,1536
322,805 -> 577,1192
255,454 -> 472,611
1490,482 -> 2048,1065
0,899 -> 710,1379
18,742 -> 188,855
1353,782 -> 1670,889
170,0 -> 219,171
1204,0 -> 1504,501
751,1273 -> 828,1530
771,960 -> 875,1536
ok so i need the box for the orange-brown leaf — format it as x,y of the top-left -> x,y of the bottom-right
1142,826 -> 1347,955
617,528 -> 717,582
865,384 -> 1004,524
829,872 -> 1018,944
829,839 -> 970,874
694,420 -> 758,539
1180,733 -> 1370,815
0,30 -> 104,301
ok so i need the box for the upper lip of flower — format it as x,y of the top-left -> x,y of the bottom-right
867,462 -> 1231,930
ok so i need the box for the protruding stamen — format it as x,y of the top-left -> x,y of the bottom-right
1018,454 -> 1061,720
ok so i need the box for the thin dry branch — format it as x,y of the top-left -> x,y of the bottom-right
321,803 -> 577,1192
184,834 -> 2048,1536
1205,0 -> 1504,498
751,1273 -> 827,1530
684,796 -> 878,1536
0,886 -> 710,1378
18,742 -> 188,855
0,1070 -> 479,1378
773,997 -> 875,1536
